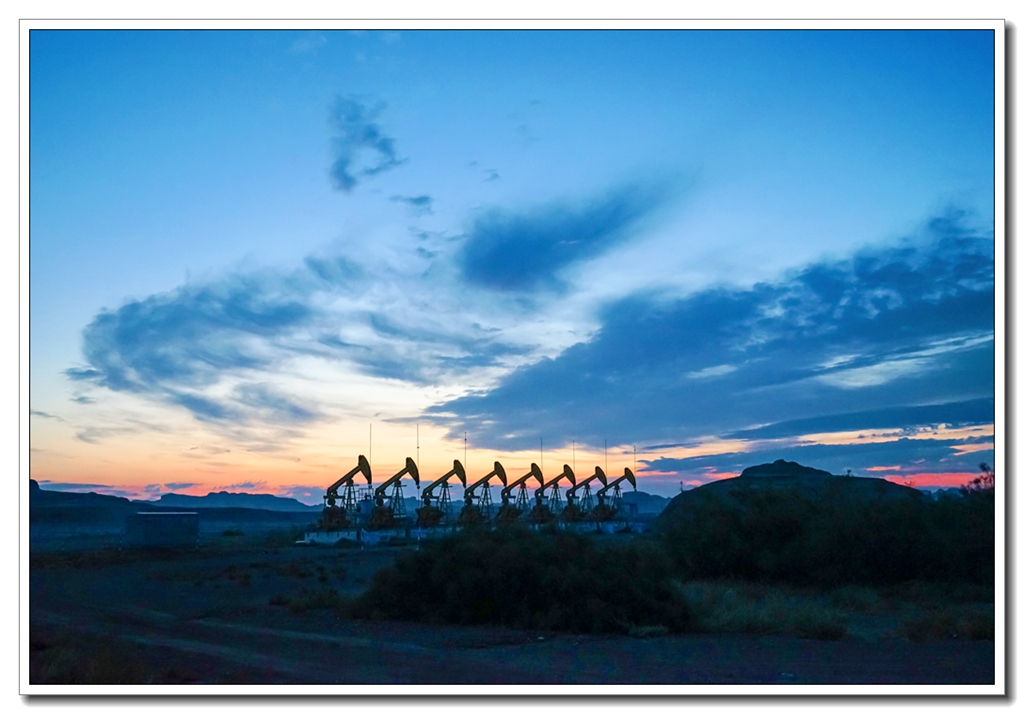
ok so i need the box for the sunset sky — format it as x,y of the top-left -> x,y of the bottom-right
28,28 -> 997,502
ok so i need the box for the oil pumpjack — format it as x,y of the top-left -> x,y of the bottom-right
459,462 -> 507,525
591,467 -> 637,522
561,466 -> 608,523
416,460 -> 467,528
529,464 -> 576,524
367,457 -> 420,530
320,455 -> 372,530
495,463 -> 543,524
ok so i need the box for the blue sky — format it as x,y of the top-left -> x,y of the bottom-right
29,29 -> 996,500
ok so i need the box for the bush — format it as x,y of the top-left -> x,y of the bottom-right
658,485 -> 994,588
351,528 -> 690,634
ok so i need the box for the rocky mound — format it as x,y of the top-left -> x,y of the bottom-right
739,459 -> 833,478
655,460 -> 923,530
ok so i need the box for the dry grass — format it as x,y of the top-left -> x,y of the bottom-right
679,581 -> 849,640
677,580 -> 995,643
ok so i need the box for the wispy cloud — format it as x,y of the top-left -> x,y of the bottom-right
328,95 -> 405,192
36,481 -> 136,498
275,484 -> 324,505
390,194 -> 433,215
645,435 -> 994,483
219,480 -> 269,492
64,244 -> 531,439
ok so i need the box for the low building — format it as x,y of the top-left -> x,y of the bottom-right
124,511 -> 199,549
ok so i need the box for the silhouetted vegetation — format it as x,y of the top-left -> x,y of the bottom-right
962,462 -> 995,495
351,527 -> 690,634
657,481 -> 994,587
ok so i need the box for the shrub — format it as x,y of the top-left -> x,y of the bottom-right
351,528 -> 690,634
658,484 -> 994,588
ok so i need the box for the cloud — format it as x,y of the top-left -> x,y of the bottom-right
276,485 -> 324,505
458,182 -> 667,292
328,95 -> 405,192
645,436 -> 994,483
75,424 -> 147,444
35,481 -> 136,498
65,243 -> 534,438
428,212 -> 995,460
30,410 -> 63,421
233,383 -> 320,424
390,194 -> 433,215
219,480 -> 269,492
70,396 -> 95,404
66,271 -> 314,396
725,398 -> 994,441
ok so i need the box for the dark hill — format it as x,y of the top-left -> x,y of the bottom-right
739,459 -> 833,478
143,491 -> 319,512
655,460 -> 923,529
622,491 -> 671,514
30,479 -> 136,510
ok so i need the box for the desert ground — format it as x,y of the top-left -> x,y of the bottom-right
29,527 -> 995,686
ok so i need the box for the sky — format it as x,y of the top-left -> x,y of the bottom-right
28,28 -> 997,502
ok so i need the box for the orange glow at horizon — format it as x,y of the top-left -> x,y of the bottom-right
882,472 -> 983,489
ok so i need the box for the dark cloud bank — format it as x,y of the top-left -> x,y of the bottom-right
429,213 -> 995,475
458,182 -> 666,292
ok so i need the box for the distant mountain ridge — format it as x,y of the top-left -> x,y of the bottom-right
143,491 -> 320,512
